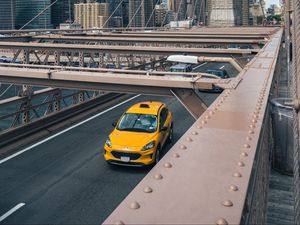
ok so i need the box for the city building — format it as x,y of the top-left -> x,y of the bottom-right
128,0 -> 155,27
174,0 -> 187,21
155,4 -> 167,26
186,0 -> 206,24
74,1 -> 110,29
15,0 -> 53,29
249,0 -> 264,25
51,0 -> 81,29
0,0 -> 15,30
207,0 -> 249,26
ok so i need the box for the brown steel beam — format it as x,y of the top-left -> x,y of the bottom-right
103,29 -> 283,225
0,42 -> 260,56
0,87 -> 58,108
0,66 -> 231,96
171,89 -> 208,119
34,35 -> 266,45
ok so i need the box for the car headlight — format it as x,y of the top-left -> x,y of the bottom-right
105,138 -> 112,148
142,141 -> 155,151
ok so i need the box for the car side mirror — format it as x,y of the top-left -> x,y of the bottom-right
112,121 -> 117,127
161,126 -> 168,131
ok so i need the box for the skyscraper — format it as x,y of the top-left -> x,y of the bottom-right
174,0 -> 187,21
128,0 -> 155,27
51,0 -> 81,28
15,0 -> 52,29
0,0 -> 15,30
74,2 -> 110,28
207,0 -> 249,26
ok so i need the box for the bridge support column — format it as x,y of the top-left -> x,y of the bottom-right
53,92 -> 61,112
79,52 -> 84,67
171,89 -> 208,119
54,51 -> 61,66
23,50 -> 30,64
78,91 -> 85,103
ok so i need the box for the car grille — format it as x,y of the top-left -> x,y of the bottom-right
111,151 -> 141,160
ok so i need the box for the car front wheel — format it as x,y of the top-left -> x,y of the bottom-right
155,146 -> 161,164
168,125 -> 173,143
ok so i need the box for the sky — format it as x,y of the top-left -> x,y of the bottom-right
266,0 -> 280,7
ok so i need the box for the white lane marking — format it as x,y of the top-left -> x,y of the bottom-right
0,203 -> 26,222
0,94 -> 141,165
193,62 -> 208,70
219,65 -> 225,69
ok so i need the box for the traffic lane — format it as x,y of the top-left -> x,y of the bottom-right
0,95 -> 195,224
194,62 -> 239,77
193,62 -> 240,105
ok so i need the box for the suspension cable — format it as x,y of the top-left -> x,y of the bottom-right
127,0 -> 145,28
192,0 -> 201,24
102,0 -> 125,28
145,0 -> 160,28
19,0 -> 60,30
175,0 -> 183,21
0,84 -> 14,98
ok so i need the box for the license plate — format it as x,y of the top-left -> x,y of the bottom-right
120,156 -> 130,162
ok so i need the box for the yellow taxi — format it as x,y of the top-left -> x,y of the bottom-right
104,101 -> 173,166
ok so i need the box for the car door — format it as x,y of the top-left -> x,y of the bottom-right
159,107 -> 169,146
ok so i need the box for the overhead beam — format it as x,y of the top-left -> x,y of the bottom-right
34,35 -> 266,45
0,42 -> 260,56
0,66 -> 232,96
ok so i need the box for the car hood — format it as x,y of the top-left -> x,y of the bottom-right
110,130 -> 156,148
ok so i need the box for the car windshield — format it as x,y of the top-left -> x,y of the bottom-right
117,113 -> 158,133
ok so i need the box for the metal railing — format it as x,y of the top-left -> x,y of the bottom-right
293,0 -> 300,222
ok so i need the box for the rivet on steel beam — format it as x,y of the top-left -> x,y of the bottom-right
114,220 -> 125,225
192,131 -> 198,135
196,125 -> 203,129
249,124 -> 255,129
253,111 -> 259,115
219,100 -> 223,104
216,218 -> 228,225
164,163 -> 172,168
130,201 -> 140,209
180,145 -> 187,150
201,120 -> 207,125
252,119 -> 258,123
153,173 -> 163,180
246,136 -> 252,141
172,153 -> 180,158
229,185 -> 239,191
209,111 -> 215,116
186,137 -> 193,142
143,186 -> 153,193
244,144 -> 251,149
237,161 -> 245,167
256,106 -> 261,110
253,115 -> 259,119
222,200 -> 233,207
205,115 -> 210,120
241,152 -> 248,157
233,172 -> 242,177
213,107 -> 218,111
248,129 -> 254,134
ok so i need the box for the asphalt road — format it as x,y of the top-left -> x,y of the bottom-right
0,62 -> 239,224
